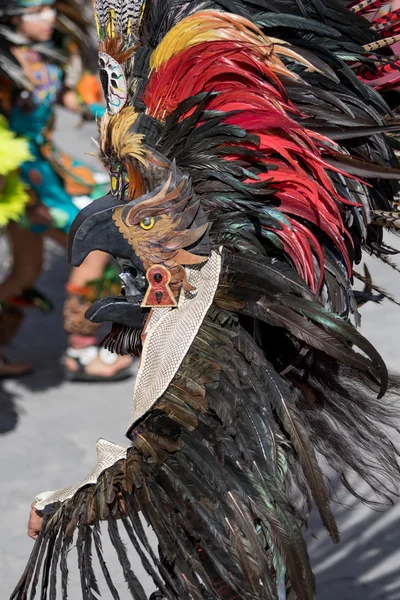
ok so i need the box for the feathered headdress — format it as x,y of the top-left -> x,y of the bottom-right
90,1 -> 400,296
93,0 -> 146,113
95,0 -> 146,43
10,3 -> 400,600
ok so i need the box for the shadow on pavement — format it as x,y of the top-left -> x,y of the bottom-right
0,384 -> 19,434
0,241 -> 69,432
310,486 -> 400,599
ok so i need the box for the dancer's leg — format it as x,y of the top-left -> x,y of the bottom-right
0,221 -> 43,301
63,251 -> 132,380
0,221 -> 43,375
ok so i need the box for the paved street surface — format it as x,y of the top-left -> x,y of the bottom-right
1,110 -> 400,599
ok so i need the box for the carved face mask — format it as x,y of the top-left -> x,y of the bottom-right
98,52 -> 128,115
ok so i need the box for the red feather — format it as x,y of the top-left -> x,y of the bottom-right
144,38 -> 360,290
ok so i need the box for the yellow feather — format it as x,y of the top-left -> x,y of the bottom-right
110,108 -> 138,149
136,1 -> 147,35
107,7 -> 116,39
150,11 -> 266,69
94,12 -> 100,37
149,10 -> 320,81
100,107 -> 147,164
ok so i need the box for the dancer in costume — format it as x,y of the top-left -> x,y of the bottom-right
0,115 -> 34,375
13,1 -> 400,598
0,0 -> 132,380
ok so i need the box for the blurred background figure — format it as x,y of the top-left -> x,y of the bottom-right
0,0 -> 132,380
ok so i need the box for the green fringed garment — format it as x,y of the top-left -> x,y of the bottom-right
0,115 -> 32,227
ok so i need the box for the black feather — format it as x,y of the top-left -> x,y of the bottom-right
92,522 -> 121,600
107,514 -> 147,600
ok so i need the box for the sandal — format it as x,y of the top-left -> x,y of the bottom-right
63,346 -> 133,382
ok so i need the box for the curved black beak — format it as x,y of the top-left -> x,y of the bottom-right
86,296 -> 146,328
68,193 -> 138,267
68,193 -> 148,329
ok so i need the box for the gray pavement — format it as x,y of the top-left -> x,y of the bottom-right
1,110 -> 400,599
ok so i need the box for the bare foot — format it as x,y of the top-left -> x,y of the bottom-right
64,346 -> 133,381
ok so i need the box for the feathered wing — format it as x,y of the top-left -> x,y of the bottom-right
11,288 -> 400,600
11,1 -> 400,600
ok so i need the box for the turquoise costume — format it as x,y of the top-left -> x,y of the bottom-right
15,0 -> 54,6
7,49 -> 75,232
0,2 -> 105,233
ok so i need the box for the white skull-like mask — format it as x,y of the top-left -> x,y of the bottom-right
99,52 -> 128,115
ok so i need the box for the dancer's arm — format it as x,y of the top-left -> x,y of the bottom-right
27,503 -> 42,540
60,86 -> 105,121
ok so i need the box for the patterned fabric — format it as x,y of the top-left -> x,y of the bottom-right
130,250 -> 221,426
34,439 -> 127,510
12,47 -> 61,106
5,46 -> 102,232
